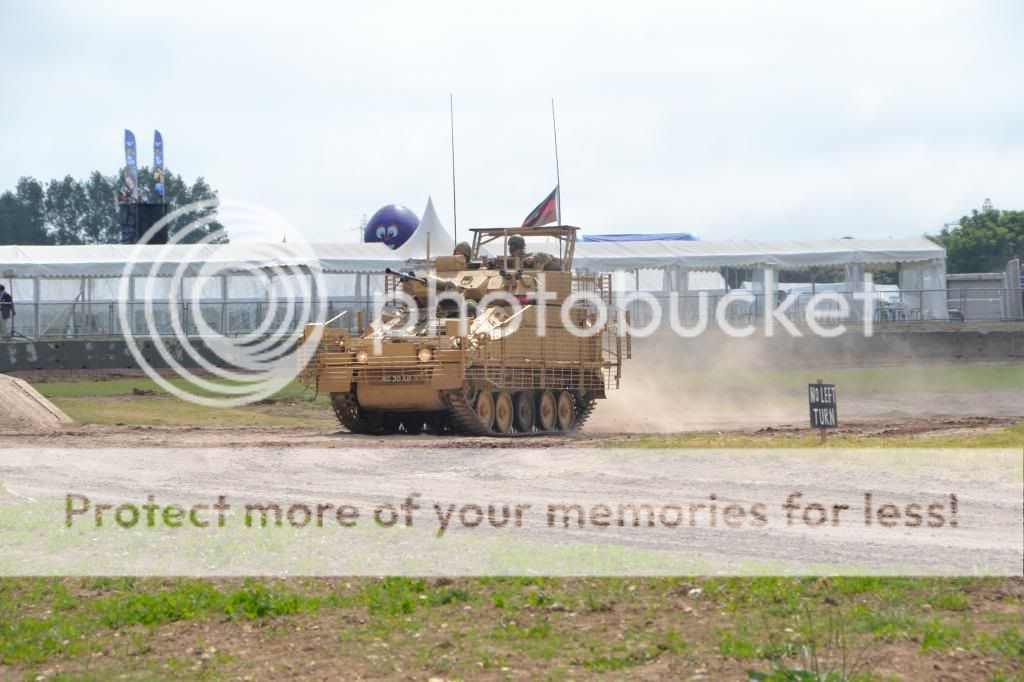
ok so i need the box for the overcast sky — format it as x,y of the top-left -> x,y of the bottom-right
1,0 -> 1022,243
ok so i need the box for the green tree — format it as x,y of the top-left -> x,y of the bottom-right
0,177 -> 50,244
44,175 -> 89,245
931,206 -> 1024,274
81,171 -> 119,244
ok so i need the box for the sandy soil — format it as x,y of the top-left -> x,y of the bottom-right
0,374 -> 73,431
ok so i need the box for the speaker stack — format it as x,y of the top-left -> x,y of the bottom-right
119,203 -> 170,245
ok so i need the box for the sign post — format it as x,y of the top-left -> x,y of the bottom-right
808,379 -> 838,444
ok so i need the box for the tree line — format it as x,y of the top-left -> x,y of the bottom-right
0,168 -> 224,246
929,205 -> 1024,274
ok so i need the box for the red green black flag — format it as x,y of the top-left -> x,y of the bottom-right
521,186 -> 559,227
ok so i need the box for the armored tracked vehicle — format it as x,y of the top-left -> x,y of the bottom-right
302,226 -> 628,435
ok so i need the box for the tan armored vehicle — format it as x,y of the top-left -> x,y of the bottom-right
302,226 -> 628,435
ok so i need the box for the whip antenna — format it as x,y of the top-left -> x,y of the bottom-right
551,98 -> 562,224
450,93 -> 458,242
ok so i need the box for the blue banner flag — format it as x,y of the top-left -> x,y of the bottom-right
153,130 -> 165,198
123,129 -> 139,198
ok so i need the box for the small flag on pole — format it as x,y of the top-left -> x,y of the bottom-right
521,186 -> 559,227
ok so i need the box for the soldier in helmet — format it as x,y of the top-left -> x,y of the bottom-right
452,241 -> 478,269
453,241 -> 472,261
508,235 -> 527,260
488,235 -> 528,270
506,235 -> 560,270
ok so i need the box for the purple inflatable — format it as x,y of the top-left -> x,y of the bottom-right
364,204 -> 419,250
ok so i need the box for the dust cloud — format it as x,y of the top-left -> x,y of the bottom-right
586,331 -> 1024,433
588,334 -> 802,433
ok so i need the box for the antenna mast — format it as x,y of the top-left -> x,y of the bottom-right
450,94 -> 458,242
551,98 -> 562,224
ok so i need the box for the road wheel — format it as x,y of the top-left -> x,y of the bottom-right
536,390 -> 557,431
494,391 -> 514,434
475,391 -> 495,431
513,391 -> 535,433
556,390 -> 576,431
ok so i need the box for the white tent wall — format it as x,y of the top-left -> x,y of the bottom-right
1,238 -> 945,280
1006,259 -> 1024,319
0,237 -> 962,337
751,266 -> 778,319
897,260 -> 948,320
921,259 -> 948,320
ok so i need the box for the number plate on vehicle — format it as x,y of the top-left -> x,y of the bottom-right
381,373 -> 422,384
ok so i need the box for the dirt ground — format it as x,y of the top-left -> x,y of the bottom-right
0,412 -> 1016,449
1,364 -> 1021,680
0,374 -> 72,431
7,362 -> 1023,446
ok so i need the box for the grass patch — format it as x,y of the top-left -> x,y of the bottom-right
977,629 -> 1024,661
0,579 -> 322,665
1,577 -> 1021,678
920,619 -> 965,652
36,376 -> 335,427
35,377 -> 310,399
52,395 -> 328,426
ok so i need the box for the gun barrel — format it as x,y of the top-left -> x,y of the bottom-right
386,268 -> 467,292
385,268 -> 429,286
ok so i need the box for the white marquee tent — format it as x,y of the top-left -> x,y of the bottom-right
0,234 -> 949,336
0,236 -> 946,279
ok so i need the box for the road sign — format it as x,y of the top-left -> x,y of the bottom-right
808,382 -> 838,429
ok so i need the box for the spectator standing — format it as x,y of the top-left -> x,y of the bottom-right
0,285 -> 13,337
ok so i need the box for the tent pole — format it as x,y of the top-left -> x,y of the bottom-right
33,277 -> 40,340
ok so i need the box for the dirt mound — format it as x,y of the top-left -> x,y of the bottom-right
0,374 -> 73,431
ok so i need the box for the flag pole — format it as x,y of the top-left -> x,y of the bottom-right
551,98 -> 562,224
450,93 -> 458,243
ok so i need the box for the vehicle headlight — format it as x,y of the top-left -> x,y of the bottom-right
355,350 -> 369,363
417,347 -> 433,363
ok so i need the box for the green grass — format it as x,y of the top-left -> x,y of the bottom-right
920,619 -> 966,652
52,395 -> 329,426
0,579 -> 327,665
1,577 -> 1022,678
34,376 -> 310,399
28,376 -> 336,426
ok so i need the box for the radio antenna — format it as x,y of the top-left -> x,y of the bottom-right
450,93 -> 458,242
551,98 -> 562,224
